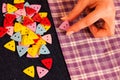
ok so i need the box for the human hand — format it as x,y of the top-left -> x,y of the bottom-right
61,0 -> 116,38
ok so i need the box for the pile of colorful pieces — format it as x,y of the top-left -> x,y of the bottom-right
0,0 -> 53,78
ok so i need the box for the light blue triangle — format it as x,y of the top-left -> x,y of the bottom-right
39,45 -> 50,55
10,32 -> 21,42
35,24 -> 46,35
17,46 -> 28,57
16,16 -> 22,23
24,2 -> 30,7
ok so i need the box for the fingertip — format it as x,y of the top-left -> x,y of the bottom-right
61,16 -> 68,21
66,31 -> 74,36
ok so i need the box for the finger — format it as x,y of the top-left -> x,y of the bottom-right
66,7 -> 103,35
61,0 -> 89,21
89,21 -> 115,38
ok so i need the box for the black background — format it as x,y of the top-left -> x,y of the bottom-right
0,0 -> 71,80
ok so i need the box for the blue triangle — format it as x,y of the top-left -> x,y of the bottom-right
39,45 -> 50,55
17,46 -> 28,57
10,32 -> 21,42
35,24 -> 46,35
24,2 -> 30,7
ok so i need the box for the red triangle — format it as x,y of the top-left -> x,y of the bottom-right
23,16 -> 33,25
41,58 -> 53,70
32,13 -> 42,22
15,3 -> 24,9
4,19 -> 13,27
0,27 -> 8,38
41,17 -> 51,26
26,7 -> 36,15
5,14 -> 16,23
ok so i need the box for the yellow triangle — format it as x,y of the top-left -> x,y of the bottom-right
21,26 -> 29,35
39,12 -> 48,18
14,22 -> 24,32
14,0 -> 25,4
4,40 -> 15,51
23,66 -> 35,78
21,35 -> 35,45
7,3 -> 17,13
36,38 -> 46,45
28,45 -> 40,57
28,30 -> 39,39
41,24 -> 51,31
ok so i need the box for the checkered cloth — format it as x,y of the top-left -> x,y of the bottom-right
48,0 -> 120,80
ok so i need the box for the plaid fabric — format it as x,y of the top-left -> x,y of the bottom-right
48,0 -> 120,80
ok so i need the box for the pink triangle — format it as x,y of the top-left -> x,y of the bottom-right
2,3 -> 7,13
27,22 -> 36,32
30,4 -> 41,13
36,66 -> 49,78
5,26 -> 14,36
42,34 -> 52,44
14,13 -> 21,18
59,21 -> 70,31
26,53 -> 39,58
15,8 -> 26,16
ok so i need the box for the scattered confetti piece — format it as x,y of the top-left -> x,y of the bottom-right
23,66 -> 35,78
23,16 -> 33,26
32,13 -> 42,22
30,4 -> 41,13
26,7 -> 36,15
7,3 -> 17,13
2,3 -> 7,13
24,2 -> 30,7
15,8 -> 26,16
10,32 -> 22,42
36,24 -> 46,35
28,45 -> 39,57
15,3 -> 24,9
17,46 -> 28,57
0,27 -> 8,38
4,40 -> 15,51
59,21 -> 70,31
36,66 -> 49,78
42,34 -> 52,44
5,26 -> 14,36
41,58 -> 53,70
27,22 -> 36,32
39,12 -> 48,18
14,0 -> 25,4
39,45 -> 50,55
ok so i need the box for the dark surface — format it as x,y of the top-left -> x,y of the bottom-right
0,0 -> 71,80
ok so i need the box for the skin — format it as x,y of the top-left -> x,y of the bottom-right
61,0 -> 116,38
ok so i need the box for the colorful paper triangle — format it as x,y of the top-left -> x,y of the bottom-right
6,26 -> 14,36
7,3 -> 17,13
35,24 -> 46,35
30,4 -> 41,13
41,58 -> 53,69
59,21 -> 70,31
17,46 -> 28,57
23,66 -> 35,78
42,34 -> 52,44
39,45 -> 50,55
36,66 -> 49,78
10,32 -> 21,42
2,3 -> 7,13
4,40 -> 15,51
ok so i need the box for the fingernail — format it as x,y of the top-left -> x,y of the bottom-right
66,31 -> 74,36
